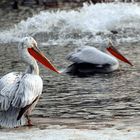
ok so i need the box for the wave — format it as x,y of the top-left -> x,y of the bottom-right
0,2 -> 140,45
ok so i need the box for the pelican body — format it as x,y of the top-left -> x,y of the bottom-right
66,41 -> 132,76
0,37 -> 60,128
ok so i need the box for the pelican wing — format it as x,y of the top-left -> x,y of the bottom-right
12,74 -> 43,108
0,72 -> 21,90
67,46 -> 117,65
17,96 -> 39,120
0,72 -> 22,110
0,73 -> 43,111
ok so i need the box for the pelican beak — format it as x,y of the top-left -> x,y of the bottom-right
28,45 -> 60,74
106,41 -> 133,66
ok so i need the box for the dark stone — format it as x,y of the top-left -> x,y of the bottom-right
110,30 -> 118,34
42,0 -> 59,9
12,0 -> 19,9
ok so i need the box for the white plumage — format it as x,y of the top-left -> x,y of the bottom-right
67,46 -> 118,65
66,43 -> 132,76
0,38 -> 42,128
11,74 -> 42,108
0,72 -> 26,128
66,46 -> 119,76
0,37 -> 59,128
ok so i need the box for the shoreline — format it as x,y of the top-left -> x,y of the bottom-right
0,117 -> 140,140
1,116 -> 140,131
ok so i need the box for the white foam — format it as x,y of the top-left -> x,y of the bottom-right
0,3 -> 140,44
0,127 -> 140,140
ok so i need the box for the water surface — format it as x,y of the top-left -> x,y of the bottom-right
0,2 -> 140,139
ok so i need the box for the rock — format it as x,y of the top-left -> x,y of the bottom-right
12,0 -> 19,9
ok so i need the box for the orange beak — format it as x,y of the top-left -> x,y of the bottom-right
28,46 -> 60,74
106,41 -> 133,66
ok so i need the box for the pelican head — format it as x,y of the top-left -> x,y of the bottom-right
20,36 -> 37,49
18,36 -> 60,74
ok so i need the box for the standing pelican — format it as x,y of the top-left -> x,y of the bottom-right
0,37 -> 60,128
65,41 -> 132,76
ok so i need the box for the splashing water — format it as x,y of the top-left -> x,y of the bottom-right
0,3 -> 140,45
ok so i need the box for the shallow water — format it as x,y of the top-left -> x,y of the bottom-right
1,41 -> 139,122
0,2 -> 140,139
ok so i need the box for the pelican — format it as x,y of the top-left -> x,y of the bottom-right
0,37 -> 60,128
65,41 -> 132,76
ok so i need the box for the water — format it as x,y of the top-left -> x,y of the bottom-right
0,126 -> 140,140
0,3 -> 140,45
0,2 -> 140,140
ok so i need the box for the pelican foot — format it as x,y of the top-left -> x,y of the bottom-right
27,120 -> 34,127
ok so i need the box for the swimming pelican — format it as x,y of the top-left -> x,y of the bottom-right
0,37 -> 60,128
65,40 -> 132,76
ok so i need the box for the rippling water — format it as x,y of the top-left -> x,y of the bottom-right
0,37 -> 139,122
0,2 -> 140,138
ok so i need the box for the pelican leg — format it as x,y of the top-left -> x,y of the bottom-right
26,115 -> 34,127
